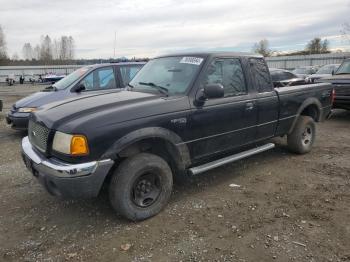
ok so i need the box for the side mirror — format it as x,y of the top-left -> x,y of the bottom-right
331,69 -> 335,75
73,83 -> 86,93
203,84 -> 224,99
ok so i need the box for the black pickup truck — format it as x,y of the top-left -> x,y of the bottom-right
317,58 -> 350,110
21,52 -> 333,221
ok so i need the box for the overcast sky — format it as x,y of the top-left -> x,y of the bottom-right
1,0 -> 350,59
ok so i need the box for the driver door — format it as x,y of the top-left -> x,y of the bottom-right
189,57 -> 258,160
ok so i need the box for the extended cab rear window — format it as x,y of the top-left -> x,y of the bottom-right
249,58 -> 273,93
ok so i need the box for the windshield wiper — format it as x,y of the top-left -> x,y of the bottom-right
138,82 -> 169,96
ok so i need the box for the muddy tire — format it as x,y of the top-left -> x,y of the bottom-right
287,116 -> 316,154
109,153 -> 173,221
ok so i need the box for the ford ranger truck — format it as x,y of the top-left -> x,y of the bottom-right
21,52 -> 333,221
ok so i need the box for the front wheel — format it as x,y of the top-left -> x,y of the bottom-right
109,153 -> 173,221
287,116 -> 316,154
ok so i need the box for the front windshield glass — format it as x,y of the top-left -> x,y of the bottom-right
336,61 -> 350,74
316,65 -> 337,74
53,66 -> 92,90
129,56 -> 203,95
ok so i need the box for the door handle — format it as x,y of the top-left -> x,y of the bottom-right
246,102 -> 254,110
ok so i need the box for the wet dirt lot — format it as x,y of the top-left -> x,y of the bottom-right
0,84 -> 349,262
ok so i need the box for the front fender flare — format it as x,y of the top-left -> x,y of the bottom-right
101,127 -> 191,169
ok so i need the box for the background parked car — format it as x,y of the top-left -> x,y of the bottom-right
292,66 -> 318,79
6,62 -> 145,130
306,64 -> 340,83
270,68 -> 306,87
317,58 -> 350,110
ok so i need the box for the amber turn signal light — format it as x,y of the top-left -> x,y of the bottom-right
70,135 -> 89,155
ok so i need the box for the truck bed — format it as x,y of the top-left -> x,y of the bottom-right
274,82 -> 333,136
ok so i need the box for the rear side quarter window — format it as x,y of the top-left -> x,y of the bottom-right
249,58 -> 273,93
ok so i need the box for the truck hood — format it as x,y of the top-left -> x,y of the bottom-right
33,90 -> 177,131
317,74 -> 350,84
14,90 -> 68,108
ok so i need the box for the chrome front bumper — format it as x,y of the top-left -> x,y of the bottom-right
21,136 -> 114,198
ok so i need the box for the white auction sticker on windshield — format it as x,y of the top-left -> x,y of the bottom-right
180,57 -> 203,65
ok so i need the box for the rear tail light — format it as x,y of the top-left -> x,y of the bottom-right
331,89 -> 335,104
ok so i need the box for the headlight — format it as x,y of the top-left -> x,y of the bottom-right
18,107 -> 37,113
52,131 -> 89,156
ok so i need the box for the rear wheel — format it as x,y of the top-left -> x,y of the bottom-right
109,153 -> 173,221
287,116 -> 316,154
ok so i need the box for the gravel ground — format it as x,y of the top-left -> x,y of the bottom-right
0,84 -> 349,262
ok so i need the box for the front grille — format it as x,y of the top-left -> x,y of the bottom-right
28,120 -> 50,152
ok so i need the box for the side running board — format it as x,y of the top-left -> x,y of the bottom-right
189,143 -> 275,175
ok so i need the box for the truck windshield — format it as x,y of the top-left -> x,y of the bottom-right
129,56 -> 203,95
335,60 -> 350,74
53,66 -> 93,90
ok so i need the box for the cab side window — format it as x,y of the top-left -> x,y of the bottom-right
81,71 -> 94,90
98,67 -> 116,89
80,67 -> 117,91
203,58 -> 247,97
249,58 -> 272,93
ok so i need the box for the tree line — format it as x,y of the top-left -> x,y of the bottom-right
22,35 -> 74,61
1,21 -> 350,65
252,37 -> 331,57
0,25 -> 7,61
252,21 -> 350,57
0,24 -> 75,65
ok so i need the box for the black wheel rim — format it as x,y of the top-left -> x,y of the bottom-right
302,125 -> 313,146
131,173 -> 161,207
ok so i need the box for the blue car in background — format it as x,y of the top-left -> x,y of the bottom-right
6,62 -> 145,130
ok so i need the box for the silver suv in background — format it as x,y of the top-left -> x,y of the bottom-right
292,66 -> 318,79
6,62 -> 145,130
306,64 -> 340,83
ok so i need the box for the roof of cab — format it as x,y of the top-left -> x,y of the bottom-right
154,51 -> 263,59
86,62 -> 146,69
